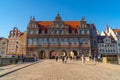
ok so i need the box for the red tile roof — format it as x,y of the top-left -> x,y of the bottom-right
37,21 -> 80,28
37,21 -> 53,27
113,29 -> 120,33
64,21 -> 80,28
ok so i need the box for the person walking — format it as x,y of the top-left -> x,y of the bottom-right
81,54 -> 85,64
64,56 -> 67,64
55,56 -> 59,62
62,56 -> 65,64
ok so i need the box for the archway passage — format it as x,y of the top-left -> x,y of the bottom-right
38,50 -> 46,59
49,50 -> 57,59
59,50 -> 67,57
70,50 -> 78,57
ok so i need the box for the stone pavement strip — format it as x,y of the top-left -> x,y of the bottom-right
0,61 -> 39,77
0,60 -> 120,80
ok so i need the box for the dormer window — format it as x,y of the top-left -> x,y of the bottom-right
54,30 -> 57,34
72,31 -> 75,34
34,30 -> 38,34
42,31 -> 45,34
103,37 -> 111,44
28,30 -> 33,34
59,30 -> 62,34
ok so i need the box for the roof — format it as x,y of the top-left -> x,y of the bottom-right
37,21 -> 81,28
113,29 -> 120,33
97,36 -> 116,43
37,21 -> 53,27
64,21 -> 80,28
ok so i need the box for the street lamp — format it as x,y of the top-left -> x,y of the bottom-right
16,42 -> 18,55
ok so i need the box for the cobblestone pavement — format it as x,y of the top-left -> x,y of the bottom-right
0,59 -> 120,80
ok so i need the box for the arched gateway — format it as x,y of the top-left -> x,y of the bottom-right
38,50 -> 46,59
49,50 -> 57,59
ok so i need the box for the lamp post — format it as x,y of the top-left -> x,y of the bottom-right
104,43 -> 107,63
16,42 -> 18,55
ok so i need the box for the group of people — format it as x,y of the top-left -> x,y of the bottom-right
54,53 -> 102,64
55,55 -> 85,64
11,54 -> 26,64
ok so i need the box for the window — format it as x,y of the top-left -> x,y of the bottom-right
42,31 -> 45,34
93,40 -> 97,46
44,38 -> 47,44
80,38 -> 89,44
59,38 -> 62,44
118,43 -> 120,46
54,30 -> 57,34
72,31 -> 75,34
54,38 -> 57,44
79,30 -> 82,34
33,38 -> 36,45
64,38 -> 68,44
75,38 -> 78,44
84,30 -> 88,34
38,38 -> 42,45
49,38 -> 52,44
113,49 -> 115,52
59,30 -> 62,34
99,44 -> 101,47
28,38 -> 32,45
34,30 -> 38,34
28,30 -> 33,34
69,38 -> 73,44
64,29 -> 68,34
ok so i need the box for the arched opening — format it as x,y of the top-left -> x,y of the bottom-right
59,50 -> 67,57
70,50 -> 78,57
38,50 -> 46,59
49,50 -> 57,59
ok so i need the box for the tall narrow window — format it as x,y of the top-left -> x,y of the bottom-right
64,38 -> 68,44
28,38 -> 32,45
79,30 -> 82,34
54,38 -> 57,44
59,30 -> 62,34
38,38 -> 42,45
44,38 -> 47,44
70,38 -> 73,44
54,30 -> 57,34
33,38 -> 36,45
34,30 -> 38,34
28,30 -> 33,34
59,38 -> 62,44
49,38 -> 52,44
42,31 -> 45,34
84,30 -> 88,34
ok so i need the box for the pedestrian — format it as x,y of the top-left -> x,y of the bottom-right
81,54 -> 85,64
64,56 -> 67,64
98,54 -> 101,62
55,56 -> 58,62
70,56 -> 72,61
62,56 -> 65,64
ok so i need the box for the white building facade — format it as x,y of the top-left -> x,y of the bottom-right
97,36 -> 117,56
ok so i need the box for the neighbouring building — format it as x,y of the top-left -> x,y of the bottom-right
17,31 -> 27,56
26,14 -> 98,59
112,29 -> 120,64
101,25 -> 120,63
97,36 -> 117,56
7,27 -> 22,55
0,37 -> 8,56
101,25 -> 120,64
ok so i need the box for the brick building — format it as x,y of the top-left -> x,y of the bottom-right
26,14 -> 98,59
0,37 -> 8,56
7,27 -> 26,56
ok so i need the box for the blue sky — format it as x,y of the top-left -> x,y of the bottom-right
0,0 -> 120,38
